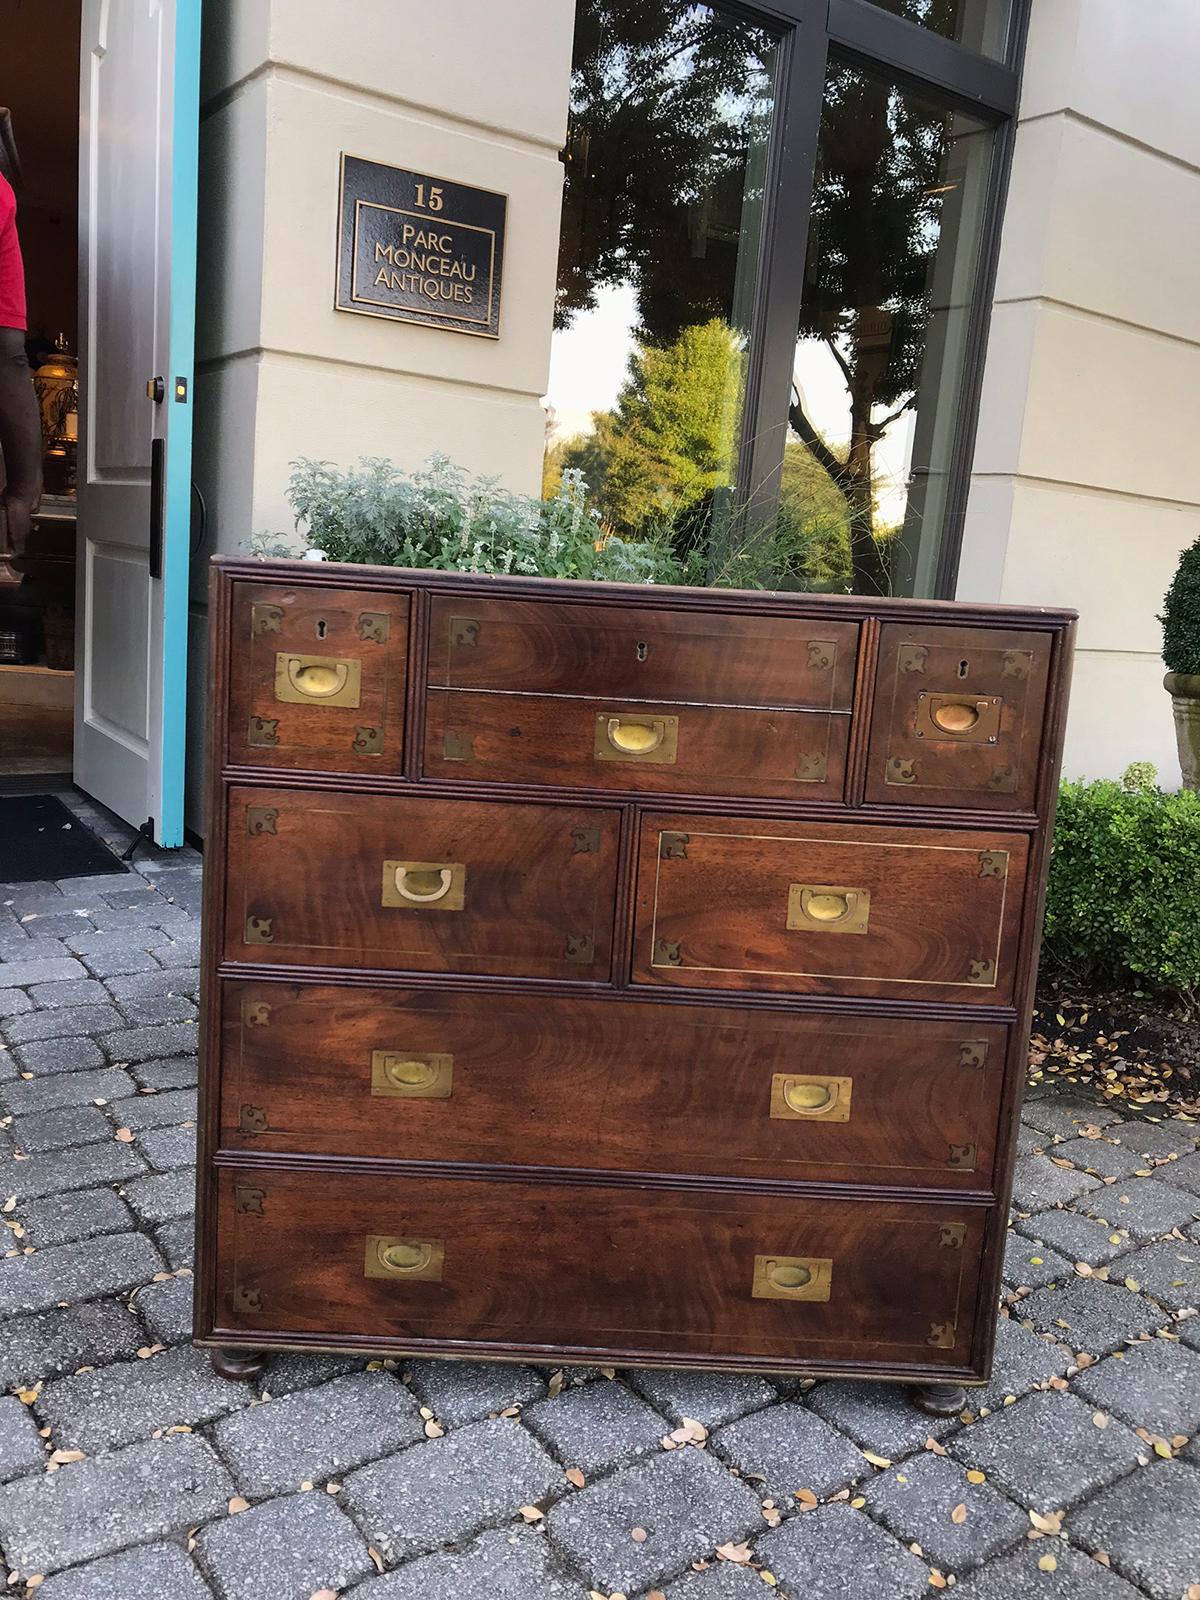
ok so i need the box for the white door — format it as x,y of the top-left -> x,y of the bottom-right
75,0 -> 200,847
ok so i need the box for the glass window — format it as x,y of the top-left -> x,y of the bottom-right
544,2 -> 778,578
860,0 -> 1013,61
786,62 -> 994,595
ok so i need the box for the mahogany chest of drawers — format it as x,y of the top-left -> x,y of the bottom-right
195,558 -> 1074,1404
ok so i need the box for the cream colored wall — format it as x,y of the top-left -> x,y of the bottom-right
958,0 -> 1200,786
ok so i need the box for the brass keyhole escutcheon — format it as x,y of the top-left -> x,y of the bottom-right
783,1081 -> 834,1114
932,701 -> 980,733
769,1262 -> 811,1290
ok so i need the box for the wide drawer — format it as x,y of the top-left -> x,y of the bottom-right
228,581 -> 411,773
423,689 -> 849,800
865,622 -> 1053,811
223,787 -> 619,981
634,814 -> 1028,1002
219,981 -> 1008,1188
210,1167 -> 984,1371
427,595 -> 858,709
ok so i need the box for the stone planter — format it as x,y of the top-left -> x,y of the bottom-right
1165,671 -> 1200,790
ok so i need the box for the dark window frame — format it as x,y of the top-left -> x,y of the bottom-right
726,0 -> 1030,595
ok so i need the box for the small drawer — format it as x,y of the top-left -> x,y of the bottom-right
865,623 -> 1053,811
423,690 -> 849,801
633,813 -> 1027,1003
220,981 -> 1008,1189
427,596 -> 858,710
227,582 -> 410,773
209,1167 -> 985,1372
223,787 -> 619,982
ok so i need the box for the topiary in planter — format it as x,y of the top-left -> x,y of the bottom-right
1160,533 -> 1200,789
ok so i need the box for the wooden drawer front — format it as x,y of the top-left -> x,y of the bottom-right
221,982 -> 1007,1188
224,787 -> 618,981
866,623 -> 1052,811
427,596 -> 858,710
213,1168 -> 984,1369
634,814 -> 1027,1002
423,690 -> 849,801
228,582 -> 410,773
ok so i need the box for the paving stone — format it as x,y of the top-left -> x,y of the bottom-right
756,1502 -> 929,1599
0,988 -> 33,1018
0,1433 -> 232,1574
0,1297 -> 147,1388
137,1122 -> 196,1170
1020,1098 -> 1124,1138
10,1103 -> 111,1153
1003,1234 -> 1074,1289
1013,1208 -> 1133,1265
56,872 -> 140,897
1071,1459 -> 1200,1599
1074,1178 -> 1200,1241
524,1376 -> 666,1473
860,1448 -> 1028,1572
1050,1136 -> 1147,1179
12,1035 -> 107,1077
627,1367 -> 776,1428
805,1380 -> 955,1458
1119,1119 -> 1198,1159
263,1352 -> 367,1395
952,1390 -> 1141,1510
38,1345 -> 242,1453
664,1564 -> 776,1599
104,968 -> 201,1002
1009,1155 -> 1102,1212
195,1490 -> 372,1600
951,1542 -> 1145,1599
0,957 -> 87,988
28,978 -> 110,1009
81,946 -> 162,979
1072,1337 -> 1200,1434
1018,1276 -> 1169,1352
0,1394 -> 45,1482
0,1064 -> 136,1115
101,1020 -> 199,1062
1111,1237 -> 1200,1310
36,1541 -> 214,1599
214,1370 -> 425,1496
154,1216 -> 195,1267
711,1400 -> 865,1501
0,934 -> 70,961
20,912 -> 99,938
131,1055 -> 198,1091
1,1138 -> 146,1202
346,1417 -> 560,1563
2,1003 -> 124,1045
120,1166 -> 196,1224
546,1439 -> 762,1594
1158,1149 -> 1200,1196
117,993 -> 198,1027
136,1271 -> 196,1344
404,1358 -> 545,1427
64,929 -> 158,958
974,1314 -> 1073,1405
343,1525 -> 585,1600
109,1086 -> 196,1130
18,1186 -> 135,1247
0,1230 -> 163,1316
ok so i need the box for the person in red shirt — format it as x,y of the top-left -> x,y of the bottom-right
0,163 -> 42,562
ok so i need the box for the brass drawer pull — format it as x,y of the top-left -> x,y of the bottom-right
273,652 -> 363,707
752,1254 -> 833,1302
594,712 -> 679,764
786,883 -> 871,935
364,1234 -> 444,1281
916,692 -> 1001,743
371,1050 -> 454,1098
770,1073 -> 852,1122
381,861 -> 466,910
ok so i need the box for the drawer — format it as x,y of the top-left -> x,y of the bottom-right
633,814 -> 1028,1002
220,981 -> 1007,1188
865,622 -> 1053,811
210,1167 -> 985,1371
427,595 -> 858,710
227,581 -> 410,774
223,787 -> 618,981
423,690 -> 849,801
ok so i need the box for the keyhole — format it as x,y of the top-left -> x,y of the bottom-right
636,641 -> 649,662
957,659 -> 969,679
316,618 -> 327,640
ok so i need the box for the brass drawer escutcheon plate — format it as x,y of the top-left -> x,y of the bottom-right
915,693 -> 1002,743
365,1234 -> 444,1282
371,1050 -> 454,1099
752,1254 -> 833,1303
594,712 -> 679,764
770,1073 -> 852,1122
274,652 -> 363,708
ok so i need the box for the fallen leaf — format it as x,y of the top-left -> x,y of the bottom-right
760,1576 -> 778,1589
326,1481 -> 342,1494
1153,1439 -> 1173,1458
850,1496 -> 866,1508
16,1386 -> 41,1406
310,1591 -> 339,1600
423,1420 -> 444,1438
950,1504 -> 967,1525
965,1470 -> 986,1484
929,1571 -> 948,1589
565,1467 -> 586,1488
1092,1412 -> 1109,1428
1,1198 -> 15,1214
547,1370 -> 565,1398
1094,1551 -> 1111,1567
715,1542 -> 753,1564
647,1593 -> 668,1600
925,1437 -> 948,1456
631,1527 -> 648,1543
48,1449 -> 84,1465
794,1488 -> 818,1509
1038,1554 -> 1058,1572
368,1548 -> 384,1574
1074,1262 -> 1092,1277
227,1497 -> 250,1514
519,1505 -> 544,1522
1029,1510 -> 1062,1534
861,1450 -> 892,1468
114,1128 -> 134,1143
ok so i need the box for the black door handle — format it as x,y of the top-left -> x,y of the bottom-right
149,436 -> 165,580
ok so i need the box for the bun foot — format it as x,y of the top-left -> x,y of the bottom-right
210,1348 -> 269,1383
912,1381 -> 967,1416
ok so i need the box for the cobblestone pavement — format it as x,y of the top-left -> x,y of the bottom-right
1,790 -> 1199,1599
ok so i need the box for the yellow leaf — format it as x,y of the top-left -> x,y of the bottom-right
950,1504 -> 967,1525
1124,1279 -> 1141,1293
760,1575 -> 778,1588
565,1467 -> 586,1488
16,1385 -> 41,1405
1038,1554 -> 1058,1572
1153,1439 -> 1173,1458
227,1497 -> 250,1514
966,1470 -> 986,1484
850,1497 -> 866,1508
861,1450 -> 892,1468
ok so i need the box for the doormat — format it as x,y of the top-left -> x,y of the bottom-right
0,794 -> 129,884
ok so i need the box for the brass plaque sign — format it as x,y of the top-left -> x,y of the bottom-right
336,154 -> 506,337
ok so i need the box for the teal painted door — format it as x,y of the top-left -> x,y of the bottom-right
75,0 -> 201,847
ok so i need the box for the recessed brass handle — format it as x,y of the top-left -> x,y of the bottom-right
396,866 -> 452,902
288,659 -> 348,698
371,1050 -> 454,1099
364,1234 -> 444,1281
609,717 -> 664,753
932,700 -> 980,733
915,693 -> 1001,743
273,652 -> 362,707
381,861 -> 466,910
594,712 -> 679,764
770,1073 -> 852,1121
752,1253 -> 833,1302
786,883 -> 871,935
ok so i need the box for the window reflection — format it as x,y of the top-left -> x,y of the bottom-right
861,0 -> 1012,61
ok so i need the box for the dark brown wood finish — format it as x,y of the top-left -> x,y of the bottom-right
196,557 -> 1075,1391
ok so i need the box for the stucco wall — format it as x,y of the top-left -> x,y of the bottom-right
958,0 -> 1200,785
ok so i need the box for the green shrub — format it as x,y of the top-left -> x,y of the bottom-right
1160,532 -> 1200,675
1044,763 -> 1200,1007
